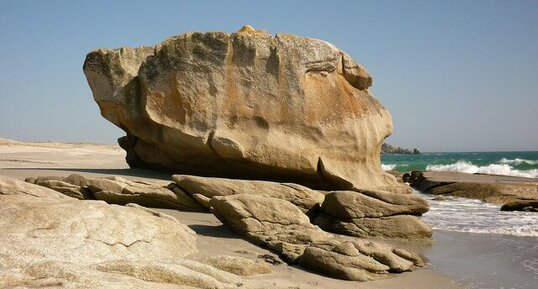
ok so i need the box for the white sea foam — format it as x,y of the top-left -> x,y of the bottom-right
420,192 -> 538,237
499,158 -> 538,165
381,164 -> 397,171
426,160 -> 538,178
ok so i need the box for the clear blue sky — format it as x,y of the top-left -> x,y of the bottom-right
1,0 -> 537,152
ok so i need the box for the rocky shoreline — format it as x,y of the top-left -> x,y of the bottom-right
404,170 -> 538,212
5,140 -> 537,289
1,171 -> 430,284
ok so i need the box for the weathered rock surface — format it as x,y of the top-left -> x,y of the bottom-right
313,190 -> 432,239
83,25 -> 405,193
27,174 -> 206,211
314,214 -> 432,240
406,171 -> 538,210
210,194 -> 424,281
299,239 -> 423,281
26,175 -> 92,199
211,194 -> 331,262
202,255 -> 273,276
321,190 -> 429,218
173,174 -> 324,214
94,259 -> 242,289
0,195 -> 198,263
87,176 -> 206,212
0,182 -> 250,289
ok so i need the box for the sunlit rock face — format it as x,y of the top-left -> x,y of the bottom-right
84,26 -> 403,192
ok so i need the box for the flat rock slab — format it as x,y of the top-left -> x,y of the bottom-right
210,194 -> 423,281
173,174 -> 324,214
406,171 -> 538,208
0,195 -> 198,263
26,174 -> 206,212
407,171 -> 538,184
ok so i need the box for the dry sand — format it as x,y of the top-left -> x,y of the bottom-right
0,140 -> 464,289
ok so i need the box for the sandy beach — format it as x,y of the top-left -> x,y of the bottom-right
2,140 -> 536,288
0,140 -> 469,289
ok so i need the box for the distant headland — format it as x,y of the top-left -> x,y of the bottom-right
381,143 -> 421,154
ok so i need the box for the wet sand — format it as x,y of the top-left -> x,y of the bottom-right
427,231 -> 538,289
3,140 -> 534,288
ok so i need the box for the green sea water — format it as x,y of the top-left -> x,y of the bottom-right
381,151 -> 538,178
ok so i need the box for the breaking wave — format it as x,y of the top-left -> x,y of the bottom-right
381,164 -> 397,171
426,160 -> 538,178
421,192 -> 538,237
499,158 -> 538,165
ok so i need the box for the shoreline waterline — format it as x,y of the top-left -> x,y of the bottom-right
382,151 -> 538,178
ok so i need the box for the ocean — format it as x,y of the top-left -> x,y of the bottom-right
383,151 -> 538,288
381,151 -> 538,237
381,151 -> 538,178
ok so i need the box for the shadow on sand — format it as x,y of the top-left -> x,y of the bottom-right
1,167 -> 172,181
188,224 -> 242,239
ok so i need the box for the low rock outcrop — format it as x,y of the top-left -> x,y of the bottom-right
0,195 -> 198,264
0,177 -> 253,289
84,26 -> 406,193
406,171 -> 538,211
26,175 -> 92,199
500,200 -> 538,212
313,190 -> 432,239
1,175 -> 67,199
172,174 -> 324,214
27,174 -> 206,211
210,194 -> 424,281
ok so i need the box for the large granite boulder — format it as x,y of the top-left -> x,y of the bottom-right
313,190 -> 432,239
210,194 -> 424,281
83,25 -> 404,193
172,174 -> 324,214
